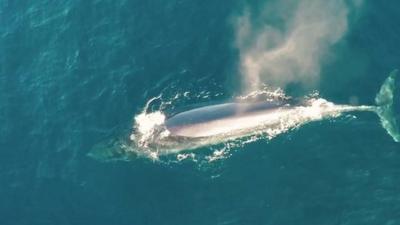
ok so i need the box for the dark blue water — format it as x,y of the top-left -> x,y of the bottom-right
1,1 -> 400,225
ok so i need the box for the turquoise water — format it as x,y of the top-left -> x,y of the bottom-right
1,1 -> 400,225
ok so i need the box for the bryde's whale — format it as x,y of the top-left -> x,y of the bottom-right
89,70 -> 399,160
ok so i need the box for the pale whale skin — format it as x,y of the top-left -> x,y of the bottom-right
165,101 -> 292,138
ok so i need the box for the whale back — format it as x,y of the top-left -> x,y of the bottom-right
165,101 -> 286,133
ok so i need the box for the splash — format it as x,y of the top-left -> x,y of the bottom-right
235,0 -> 363,92
133,112 -> 167,147
236,85 -> 289,102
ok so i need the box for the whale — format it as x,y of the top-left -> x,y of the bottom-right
89,70 -> 399,160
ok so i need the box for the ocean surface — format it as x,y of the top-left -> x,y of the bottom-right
1,0 -> 400,225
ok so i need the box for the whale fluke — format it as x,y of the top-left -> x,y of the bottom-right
375,69 -> 400,142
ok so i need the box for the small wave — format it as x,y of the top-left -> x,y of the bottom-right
236,85 -> 289,102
